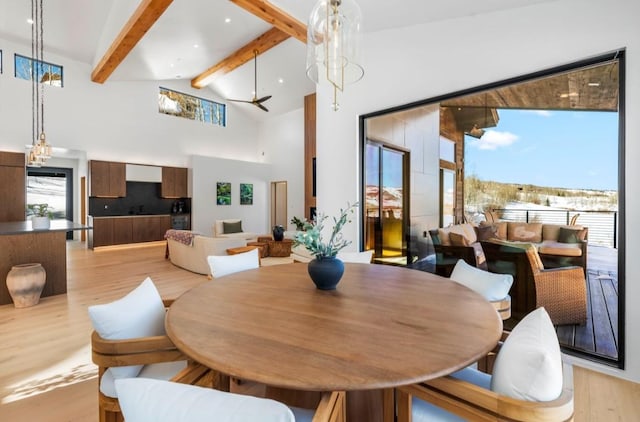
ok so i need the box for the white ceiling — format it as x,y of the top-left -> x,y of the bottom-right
0,0 -> 557,121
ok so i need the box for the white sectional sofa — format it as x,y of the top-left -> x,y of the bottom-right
166,231 -> 247,275
213,219 -> 257,241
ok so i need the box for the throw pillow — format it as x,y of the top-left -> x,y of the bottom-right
558,227 -> 585,243
508,223 -> 542,243
223,221 -> 243,234
449,232 -> 470,247
115,378 -> 296,422
490,307 -> 563,402
475,224 -> 497,241
88,277 -> 166,379
450,259 -> 513,301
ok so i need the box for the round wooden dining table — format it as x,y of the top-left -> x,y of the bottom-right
166,262 -> 502,394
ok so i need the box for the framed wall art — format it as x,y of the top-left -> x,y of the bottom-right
216,182 -> 231,205
240,183 -> 253,205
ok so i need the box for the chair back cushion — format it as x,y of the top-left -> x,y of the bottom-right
337,250 -> 374,263
449,259 -> 513,301
490,307 -> 563,401
207,248 -> 260,278
88,277 -> 166,379
115,378 -> 296,422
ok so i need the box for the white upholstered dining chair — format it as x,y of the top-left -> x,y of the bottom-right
89,277 -> 216,422
115,378 -> 346,422
207,248 -> 260,279
449,259 -> 513,319
396,307 -> 574,422
337,250 -> 374,263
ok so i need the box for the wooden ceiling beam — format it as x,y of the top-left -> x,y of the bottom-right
191,27 -> 290,89
91,0 -> 173,84
230,0 -> 307,43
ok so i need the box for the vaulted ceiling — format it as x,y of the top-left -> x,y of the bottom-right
0,0 -> 560,121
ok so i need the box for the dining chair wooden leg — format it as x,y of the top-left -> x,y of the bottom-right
396,388 -> 412,422
383,388 -> 395,422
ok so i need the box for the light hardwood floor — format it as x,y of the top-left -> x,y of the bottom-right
0,241 -> 638,421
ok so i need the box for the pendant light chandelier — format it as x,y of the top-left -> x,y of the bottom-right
27,0 -> 52,167
306,0 -> 364,111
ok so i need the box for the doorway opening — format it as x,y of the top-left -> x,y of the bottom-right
364,140 -> 410,265
271,181 -> 288,229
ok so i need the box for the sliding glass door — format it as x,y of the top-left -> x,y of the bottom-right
364,141 -> 410,265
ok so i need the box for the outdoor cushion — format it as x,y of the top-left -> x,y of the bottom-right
337,250 -> 374,263
207,248 -> 260,278
507,222 -> 542,243
115,378 -> 296,422
558,227 -> 587,243
100,360 -> 188,398
542,224 -> 585,241
449,232 -> 469,246
450,259 -> 513,301
438,223 -> 477,246
538,240 -> 583,257
88,277 -> 166,379
411,366 -> 491,422
475,224 -> 497,241
490,307 -> 563,401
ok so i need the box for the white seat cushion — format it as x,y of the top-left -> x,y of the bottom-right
449,259 -> 513,301
88,277 -> 166,379
337,250 -> 374,263
490,307 -> 563,401
100,360 -> 188,398
207,248 -> 260,278
412,367 -> 490,422
115,378 -> 296,422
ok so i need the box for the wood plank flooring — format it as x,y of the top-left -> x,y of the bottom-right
0,241 -> 638,421
556,248 -> 619,361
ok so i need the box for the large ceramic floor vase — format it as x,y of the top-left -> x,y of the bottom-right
308,257 -> 345,290
6,263 -> 47,308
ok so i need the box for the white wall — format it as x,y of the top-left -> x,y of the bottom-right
258,108 -> 305,231
191,155 -> 272,236
316,0 -> 640,381
0,36 -> 261,166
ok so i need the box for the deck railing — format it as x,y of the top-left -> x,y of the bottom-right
489,208 -> 618,248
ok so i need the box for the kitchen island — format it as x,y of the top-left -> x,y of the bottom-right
0,220 -> 89,305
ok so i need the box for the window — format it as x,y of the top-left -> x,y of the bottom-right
14,54 -> 63,87
159,87 -> 226,127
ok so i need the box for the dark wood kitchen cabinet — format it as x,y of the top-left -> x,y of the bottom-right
89,160 -> 126,197
0,152 -> 25,222
89,216 -> 170,248
161,166 -> 188,198
132,216 -> 170,243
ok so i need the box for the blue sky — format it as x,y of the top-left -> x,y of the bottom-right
464,109 -> 619,191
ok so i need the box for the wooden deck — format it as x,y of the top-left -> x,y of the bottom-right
556,245 -> 619,361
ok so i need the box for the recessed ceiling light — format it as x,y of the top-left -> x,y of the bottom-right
588,82 -> 600,87
193,44 -> 199,48
27,18 -> 34,24
225,17 -> 231,23
278,78 -> 284,84
169,63 -> 174,68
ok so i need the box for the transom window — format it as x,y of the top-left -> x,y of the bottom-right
14,54 -> 63,87
159,87 -> 226,127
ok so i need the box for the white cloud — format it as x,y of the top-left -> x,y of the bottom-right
520,110 -> 553,117
469,130 -> 518,150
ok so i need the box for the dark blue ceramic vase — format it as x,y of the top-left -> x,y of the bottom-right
272,225 -> 284,241
307,256 -> 345,290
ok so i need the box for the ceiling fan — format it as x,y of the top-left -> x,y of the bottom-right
227,50 -> 272,112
